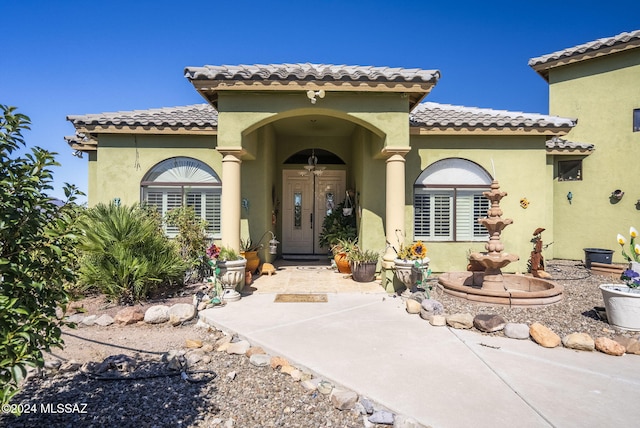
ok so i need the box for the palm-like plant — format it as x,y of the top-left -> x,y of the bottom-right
77,203 -> 186,303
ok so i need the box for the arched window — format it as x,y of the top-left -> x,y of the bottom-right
414,158 -> 491,242
141,157 -> 221,237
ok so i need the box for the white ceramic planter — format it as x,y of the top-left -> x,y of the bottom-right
599,284 -> 640,331
217,258 -> 247,301
394,258 -> 430,292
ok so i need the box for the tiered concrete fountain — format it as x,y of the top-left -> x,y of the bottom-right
438,180 -> 563,307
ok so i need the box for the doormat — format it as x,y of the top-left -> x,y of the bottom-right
274,294 -> 328,303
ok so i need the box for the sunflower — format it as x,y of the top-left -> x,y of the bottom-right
410,241 -> 427,259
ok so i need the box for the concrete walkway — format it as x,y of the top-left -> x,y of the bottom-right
200,264 -> 640,428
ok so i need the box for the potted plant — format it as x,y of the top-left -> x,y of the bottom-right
207,244 -> 246,302
331,238 -> 357,274
318,200 -> 357,255
394,241 -> 430,293
240,238 -> 262,274
600,227 -> 640,330
347,247 -> 379,282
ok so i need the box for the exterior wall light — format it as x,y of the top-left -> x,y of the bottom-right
306,90 -> 325,104
567,191 -> 573,204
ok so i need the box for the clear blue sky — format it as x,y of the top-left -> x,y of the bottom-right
2,0 -> 639,202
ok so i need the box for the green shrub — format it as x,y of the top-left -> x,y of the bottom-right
0,105 -> 84,406
164,205 -> 210,282
77,203 -> 187,304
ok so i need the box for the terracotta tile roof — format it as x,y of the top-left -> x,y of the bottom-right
546,136 -> 594,152
529,30 -> 640,80
67,104 -> 218,129
184,63 -> 441,84
410,102 -> 576,130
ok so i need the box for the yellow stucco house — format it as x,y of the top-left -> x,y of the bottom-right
66,29 -> 639,274
529,29 -> 640,263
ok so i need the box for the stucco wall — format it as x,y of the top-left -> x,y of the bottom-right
90,134 -> 219,207
406,135 -> 551,273
549,48 -> 640,262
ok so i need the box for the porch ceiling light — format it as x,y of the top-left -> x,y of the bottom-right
300,149 -> 325,176
306,90 -> 325,104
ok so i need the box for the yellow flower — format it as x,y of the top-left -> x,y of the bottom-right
631,227 -> 638,238
410,241 -> 427,259
635,244 -> 640,256
618,234 -> 626,245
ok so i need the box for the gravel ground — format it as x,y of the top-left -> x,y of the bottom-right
1,259 -> 635,428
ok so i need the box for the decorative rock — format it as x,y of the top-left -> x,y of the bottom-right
562,333 -> 595,351
216,334 -> 233,347
114,307 -> 144,325
317,380 -> 333,395
226,371 -> 236,381
185,339 -> 203,348
428,315 -> 447,326
289,369 -> 303,382
66,314 -> 85,324
186,351 -> 203,365
270,356 -> 289,369
217,342 -> 232,353
197,301 -> 208,311
246,346 -> 266,357
249,354 -> 271,367
168,303 -> 196,324
595,337 -> 625,356
226,340 -> 251,355
194,319 -> 211,330
59,360 -> 82,373
504,323 -> 530,340
280,365 -> 296,375
359,397 -> 374,415
94,314 -> 114,326
301,378 -> 320,391
80,315 -> 97,327
626,340 -> 640,355
409,291 -> 427,303
144,305 -> 170,324
405,299 -> 421,314
330,389 -> 358,410
44,359 -> 62,370
368,410 -> 394,425
201,343 -> 214,353
613,335 -> 636,350
201,355 -> 211,364
529,323 -> 561,348
420,299 -> 444,316
446,313 -> 474,329
473,314 -> 506,333
393,415 -> 422,428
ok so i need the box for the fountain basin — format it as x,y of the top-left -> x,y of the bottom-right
438,271 -> 563,307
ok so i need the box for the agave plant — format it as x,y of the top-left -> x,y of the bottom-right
77,203 -> 187,304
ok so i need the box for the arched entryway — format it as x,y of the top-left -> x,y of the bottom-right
281,149 -> 347,255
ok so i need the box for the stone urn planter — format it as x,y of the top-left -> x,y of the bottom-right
599,284 -> 640,331
350,261 -> 377,282
218,258 -> 247,297
394,258 -> 430,292
219,270 -> 244,302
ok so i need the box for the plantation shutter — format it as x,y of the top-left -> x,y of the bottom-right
204,191 -> 221,235
456,191 -> 474,240
165,191 -> 183,235
473,193 -> 490,239
433,192 -> 452,240
413,192 -> 431,239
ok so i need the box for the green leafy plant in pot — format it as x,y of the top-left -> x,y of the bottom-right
347,247 -> 379,283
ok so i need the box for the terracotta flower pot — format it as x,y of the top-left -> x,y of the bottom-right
241,251 -> 260,274
334,252 -> 351,274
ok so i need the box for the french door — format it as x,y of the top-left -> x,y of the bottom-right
282,170 -> 346,254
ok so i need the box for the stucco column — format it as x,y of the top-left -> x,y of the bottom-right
218,148 -> 244,252
381,147 -> 411,267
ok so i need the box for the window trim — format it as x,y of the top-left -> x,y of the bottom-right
634,108 -> 640,132
414,184 -> 490,242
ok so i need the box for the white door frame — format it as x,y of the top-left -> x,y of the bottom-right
282,169 -> 346,254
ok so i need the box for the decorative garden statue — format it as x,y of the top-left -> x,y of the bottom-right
529,227 -> 552,278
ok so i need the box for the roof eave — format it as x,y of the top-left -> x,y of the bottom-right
410,125 -> 574,136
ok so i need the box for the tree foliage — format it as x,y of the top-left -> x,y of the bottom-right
77,203 -> 187,303
164,205 -> 210,282
0,105 -> 84,405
